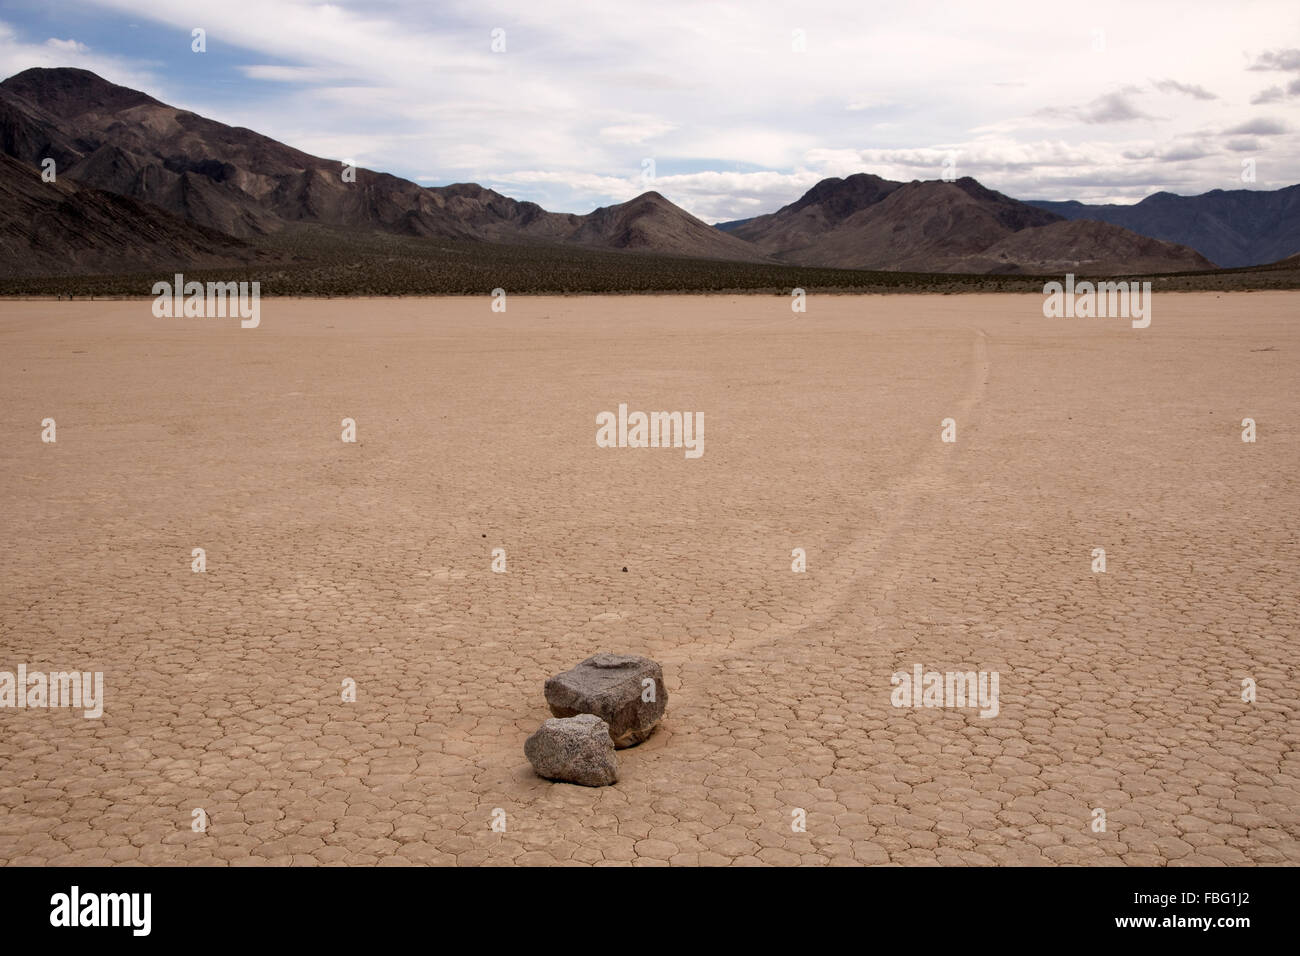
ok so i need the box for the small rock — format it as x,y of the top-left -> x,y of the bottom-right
524,714 -> 618,787
545,653 -> 667,748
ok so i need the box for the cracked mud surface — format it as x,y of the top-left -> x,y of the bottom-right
1,292 -> 1297,866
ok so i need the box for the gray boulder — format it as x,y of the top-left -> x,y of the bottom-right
545,653 -> 667,748
524,714 -> 619,787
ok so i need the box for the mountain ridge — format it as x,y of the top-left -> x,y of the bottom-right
1026,185 -> 1300,268
0,66 -> 1266,278
729,174 -> 1213,273
0,67 -> 767,263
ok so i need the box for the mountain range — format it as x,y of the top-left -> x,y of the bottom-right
0,67 -> 1296,282
722,173 -> 1213,273
0,67 -> 761,268
1026,187 -> 1300,269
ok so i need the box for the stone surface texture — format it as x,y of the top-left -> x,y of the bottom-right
545,654 -> 667,749
524,715 -> 619,787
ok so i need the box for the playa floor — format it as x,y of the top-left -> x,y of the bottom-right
1,292 -> 1296,866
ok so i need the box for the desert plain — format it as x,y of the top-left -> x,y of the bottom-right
0,291 -> 1296,866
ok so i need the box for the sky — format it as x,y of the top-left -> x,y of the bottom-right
1,0 -> 1298,222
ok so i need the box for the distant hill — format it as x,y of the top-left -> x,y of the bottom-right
0,66 -> 1273,280
971,218 -> 1219,275
0,67 -> 521,240
728,174 -> 1213,274
0,67 -> 765,263
1026,185 -> 1300,268
713,217 -> 756,233
566,191 -> 765,260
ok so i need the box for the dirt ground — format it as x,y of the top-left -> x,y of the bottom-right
0,292 -> 1296,866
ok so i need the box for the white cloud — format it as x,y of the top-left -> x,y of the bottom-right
0,22 -> 160,93
44,38 -> 90,55
597,120 -> 677,145
2,1 -> 1298,214
240,65 -> 337,83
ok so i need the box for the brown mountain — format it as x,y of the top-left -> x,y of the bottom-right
0,151 -> 258,276
0,67 -> 1220,276
0,67 -> 488,239
969,219 -> 1216,274
729,173 -> 903,249
0,67 -> 765,263
565,191 -> 765,259
732,173 -> 1214,274
1028,186 -> 1300,268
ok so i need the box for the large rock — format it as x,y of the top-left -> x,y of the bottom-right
524,714 -> 619,787
545,653 -> 667,748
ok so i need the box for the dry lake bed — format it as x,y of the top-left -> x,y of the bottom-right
0,292 -> 1296,866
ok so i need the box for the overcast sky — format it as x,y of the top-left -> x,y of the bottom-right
2,0 -> 1298,221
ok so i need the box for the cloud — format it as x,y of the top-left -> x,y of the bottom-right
1048,91 -> 1156,124
0,21 -> 160,94
3,1 -> 1297,214
1153,79 -> 1217,99
1119,133 -> 1214,161
241,65 -> 339,83
846,96 -> 897,111
1223,118 -> 1289,135
591,71 -> 692,91
597,120 -> 676,145
1251,86 -> 1284,104
1248,48 -> 1300,71
44,38 -> 89,55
